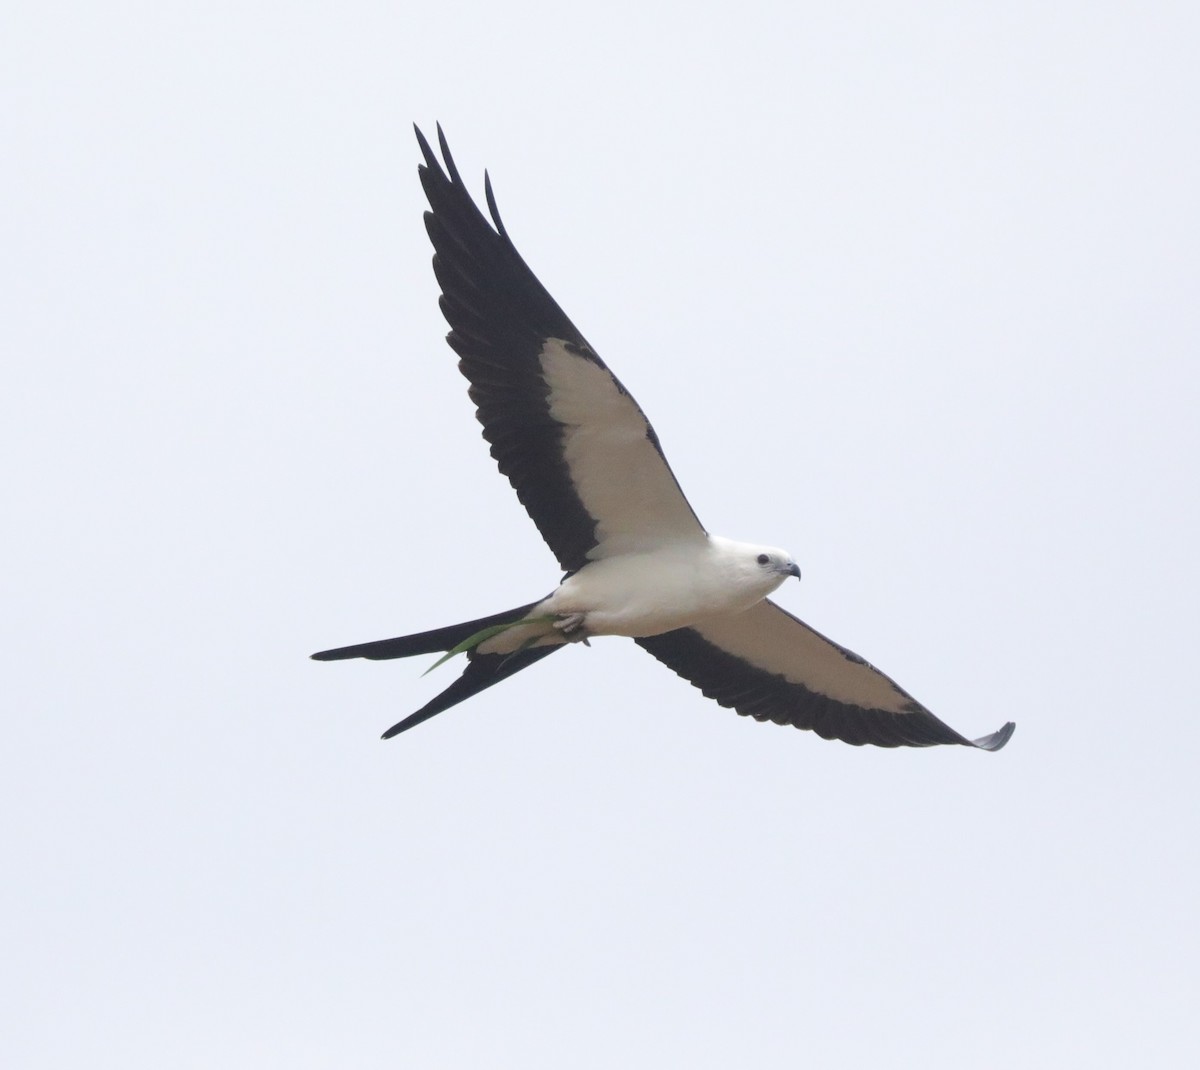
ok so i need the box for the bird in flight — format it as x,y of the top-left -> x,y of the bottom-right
312,125 -> 1014,752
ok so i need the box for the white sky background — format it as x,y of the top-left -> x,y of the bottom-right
3,2 -> 1198,1066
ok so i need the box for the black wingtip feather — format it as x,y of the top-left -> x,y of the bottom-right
436,123 -> 463,185
971,721 -> 1016,751
414,124 -> 436,172
484,171 -> 509,239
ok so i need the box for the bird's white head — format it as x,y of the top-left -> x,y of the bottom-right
709,536 -> 802,601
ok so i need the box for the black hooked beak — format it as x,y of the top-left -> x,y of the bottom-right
785,562 -> 801,581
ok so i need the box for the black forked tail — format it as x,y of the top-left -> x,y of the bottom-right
311,601 -> 562,739
310,601 -> 544,661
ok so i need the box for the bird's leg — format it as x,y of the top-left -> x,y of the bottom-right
553,612 -> 591,645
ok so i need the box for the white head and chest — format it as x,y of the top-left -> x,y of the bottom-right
542,535 -> 801,639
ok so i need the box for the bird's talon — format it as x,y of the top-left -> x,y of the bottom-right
553,612 -> 586,633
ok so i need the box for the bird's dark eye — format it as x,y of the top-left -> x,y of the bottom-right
757,553 -> 770,565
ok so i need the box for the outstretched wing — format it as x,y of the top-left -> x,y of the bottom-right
416,125 -> 706,574
636,600 -> 1014,749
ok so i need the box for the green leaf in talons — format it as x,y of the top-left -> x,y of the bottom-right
422,615 -> 556,676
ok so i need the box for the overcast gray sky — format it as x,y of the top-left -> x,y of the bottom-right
4,3 -> 1198,1067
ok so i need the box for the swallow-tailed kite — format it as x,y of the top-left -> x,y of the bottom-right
312,125 -> 1015,752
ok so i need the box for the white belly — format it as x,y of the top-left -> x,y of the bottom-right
547,551 -> 742,635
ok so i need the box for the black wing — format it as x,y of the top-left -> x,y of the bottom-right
637,600 -> 1015,749
416,125 -> 705,574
